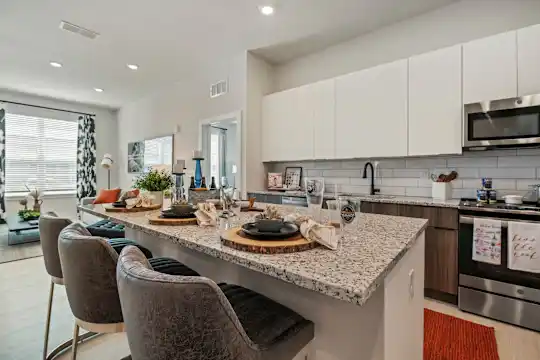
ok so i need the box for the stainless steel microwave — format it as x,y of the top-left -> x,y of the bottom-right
463,94 -> 540,150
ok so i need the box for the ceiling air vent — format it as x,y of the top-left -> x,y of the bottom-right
210,80 -> 228,98
59,21 -> 100,40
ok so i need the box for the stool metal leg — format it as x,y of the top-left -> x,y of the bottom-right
43,280 -> 55,360
71,323 -> 80,360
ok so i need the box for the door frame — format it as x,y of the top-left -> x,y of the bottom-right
198,110 -> 243,195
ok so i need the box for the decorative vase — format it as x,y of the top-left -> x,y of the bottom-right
147,191 -> 164,205
33,198 -> 43,212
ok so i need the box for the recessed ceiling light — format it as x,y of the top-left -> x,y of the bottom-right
94,88 -> 103,93
259,5 -> 275,15
50,62 -> 62,68
127,64 -> 139,70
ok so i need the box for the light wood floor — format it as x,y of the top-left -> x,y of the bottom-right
0,257 -> 539,360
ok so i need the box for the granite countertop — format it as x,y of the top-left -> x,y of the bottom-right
248,190 -> 460,208
79,203 -> 428,306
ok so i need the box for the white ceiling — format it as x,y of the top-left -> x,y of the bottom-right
0,0 -> 456,109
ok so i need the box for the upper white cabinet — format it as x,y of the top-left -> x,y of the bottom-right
409,45 -> 462,156
262,89 -> 289,162
335,59 -> 408,159
518,24 -> 540,96
262,81 -> 334,162
463,31 -> 517,103
311,79 -> 336,159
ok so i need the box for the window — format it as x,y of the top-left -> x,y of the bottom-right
5,113 -> 78,194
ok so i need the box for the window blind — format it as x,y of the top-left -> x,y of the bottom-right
5,113 -> 78,194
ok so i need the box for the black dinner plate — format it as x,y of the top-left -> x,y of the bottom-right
160,210 -> 196,219
241,221 -> 299,239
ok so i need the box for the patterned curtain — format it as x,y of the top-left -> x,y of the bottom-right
76,115 -> 97,202
0,105 -> 5,219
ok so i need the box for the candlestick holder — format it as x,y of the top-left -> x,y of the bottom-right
193,156 -> 204,188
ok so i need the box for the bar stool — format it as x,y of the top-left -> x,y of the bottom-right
39,213 -> 96,360
116,246 -> 314,360
58,223 -> 200,360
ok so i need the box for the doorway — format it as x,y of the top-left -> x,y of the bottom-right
199,112 -> 242,191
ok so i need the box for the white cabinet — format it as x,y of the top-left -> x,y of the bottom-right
311,79 -> 335,159
335,59 -> 408,159
463,31 -> 517,103
262,86 -> 313,162
408,45 -> 462,156
518,24 -> 540,96
262,80 -> 335,162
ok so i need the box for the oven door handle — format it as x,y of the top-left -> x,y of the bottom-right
459,215 -> 537,228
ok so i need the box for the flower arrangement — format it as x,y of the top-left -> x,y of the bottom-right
134,169 -> 174,192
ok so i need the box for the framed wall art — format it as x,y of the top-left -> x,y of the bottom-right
127,141 -> 145,173
267,173 -> 283,190
284,167 -> 302,190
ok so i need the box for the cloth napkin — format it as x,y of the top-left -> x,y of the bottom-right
285,214 -> 338,250
125,193 -> 154,209
508,221 -> 540,273
195,203 -> 217,227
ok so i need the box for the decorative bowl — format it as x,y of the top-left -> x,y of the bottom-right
169,203 -> 197,216
254,219 -> 285,233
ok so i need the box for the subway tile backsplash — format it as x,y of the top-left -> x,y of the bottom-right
266,148 -> 540,200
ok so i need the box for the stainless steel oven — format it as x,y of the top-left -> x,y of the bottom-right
464,94 -> 540,150
458,205 -> 540,331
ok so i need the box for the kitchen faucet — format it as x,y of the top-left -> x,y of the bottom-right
362,162 -> 380,196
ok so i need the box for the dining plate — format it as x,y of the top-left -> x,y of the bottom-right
241,221 -> 299,239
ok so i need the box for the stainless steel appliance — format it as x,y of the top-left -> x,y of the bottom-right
281,196 -> 308,207
463,94 -> 540,150
458,199 -> 540,331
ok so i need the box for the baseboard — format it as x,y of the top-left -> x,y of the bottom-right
425,288 -> 457,305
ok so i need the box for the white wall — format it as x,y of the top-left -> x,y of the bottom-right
117,52 -> 247,190
245,53 -> 275,192
0,89 -> 118,218
274,0 -> 540,91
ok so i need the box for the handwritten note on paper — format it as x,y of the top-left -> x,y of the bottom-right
508,222 -> 540,273
473,218 -> 502,265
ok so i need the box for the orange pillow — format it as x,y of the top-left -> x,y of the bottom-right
93,188 -> 121,204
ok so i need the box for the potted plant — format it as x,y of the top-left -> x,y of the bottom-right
133,169 -> 174,205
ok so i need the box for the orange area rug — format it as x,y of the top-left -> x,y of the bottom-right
425,309 -> 500,360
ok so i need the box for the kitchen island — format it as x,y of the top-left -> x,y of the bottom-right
80,203 -> 427,360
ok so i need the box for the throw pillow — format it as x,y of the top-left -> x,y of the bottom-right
93,188 -> 122,204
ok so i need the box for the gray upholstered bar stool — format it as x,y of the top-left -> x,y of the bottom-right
58,222 -> 200,360
39,212 -> 95,360
117,246 -> 315,360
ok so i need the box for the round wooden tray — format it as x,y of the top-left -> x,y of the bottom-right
147,214 -> 198,226
103,204 -> 161,212
240,207 -> 264,212
220,227 -> 318,254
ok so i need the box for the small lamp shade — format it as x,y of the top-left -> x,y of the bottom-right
101,154 -> 114,169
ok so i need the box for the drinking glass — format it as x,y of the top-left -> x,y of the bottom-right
337,196 -> 362,238
326,200 -> 340,227
305,177 -> 325,222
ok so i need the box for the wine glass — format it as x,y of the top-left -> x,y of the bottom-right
305,177 -> 325,222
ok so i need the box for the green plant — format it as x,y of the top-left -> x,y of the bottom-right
18,210 -> 40,221
134,169 -> 174,192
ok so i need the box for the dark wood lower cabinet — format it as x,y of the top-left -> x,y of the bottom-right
361,201 -> 459,303
424,227 -> 458,296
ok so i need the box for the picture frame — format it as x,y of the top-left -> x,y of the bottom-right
284,167 -> 302,190
267,173 -> 283,190
127,141 -> 145,173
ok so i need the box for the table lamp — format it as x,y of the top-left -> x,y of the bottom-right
100,154 -> 114,189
